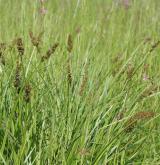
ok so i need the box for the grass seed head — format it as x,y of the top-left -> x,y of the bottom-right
16,38 -> 24,56
29,31 -> 39,47
149,40 -> 160,53
144,37 -> 152,44
126,64 -> 134,79
29,31 -> 43,52
125,111 -> 156,132
140,84 -> 158,98
24,83 -> 32,103
133,111 -> 155,120
14,60 -> 21,93
0,43 -> 6,53
67,59 -> 72,85
41,43 -> 59,62
0,43 -> 6,65
67,34 -> 73,53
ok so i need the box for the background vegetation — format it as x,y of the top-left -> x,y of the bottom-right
0,0 -> 160,164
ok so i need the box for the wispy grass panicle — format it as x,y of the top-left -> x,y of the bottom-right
14,60 -> 21,93
41,43 -> 59,62
16,38 -> 24,56
24,83 -> 32,103
67,34 -> 73,53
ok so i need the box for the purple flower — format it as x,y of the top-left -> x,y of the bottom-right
40,7 -> 47,15
122,0 -> 130,9
143,73 -> 149,81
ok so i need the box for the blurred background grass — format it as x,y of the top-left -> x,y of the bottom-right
0,0 -> 160,164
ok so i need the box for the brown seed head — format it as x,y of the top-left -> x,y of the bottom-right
14,61 -> 21,93
24,83 -> 32,103
41,43 -> 59,62
144,37 -> 152,44
125,111 -> 156,132
0,43 -> 6,65
67,34 -> 73,53
67,59 -> 72,85
140,85 -> 158,98
16,38 -> 24,56
29,31 -> 38,47
133,111 -> 155,120
29,31 -> 43,51
126,64 -> 134,79
149,40 -> 160,53
0,43 -> 6,52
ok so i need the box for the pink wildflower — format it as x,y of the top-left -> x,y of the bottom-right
40,6 -> 47,15
143,73 -> 149,81
122,0 -> 130,9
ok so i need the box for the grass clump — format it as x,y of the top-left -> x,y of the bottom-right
0,0 -> 160,164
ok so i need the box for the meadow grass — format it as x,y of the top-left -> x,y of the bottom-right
0,0 -> 160,164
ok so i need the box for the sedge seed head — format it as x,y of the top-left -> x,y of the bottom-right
67,34 -> 73,53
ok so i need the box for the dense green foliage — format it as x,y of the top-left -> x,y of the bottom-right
0,0 -> 160,164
